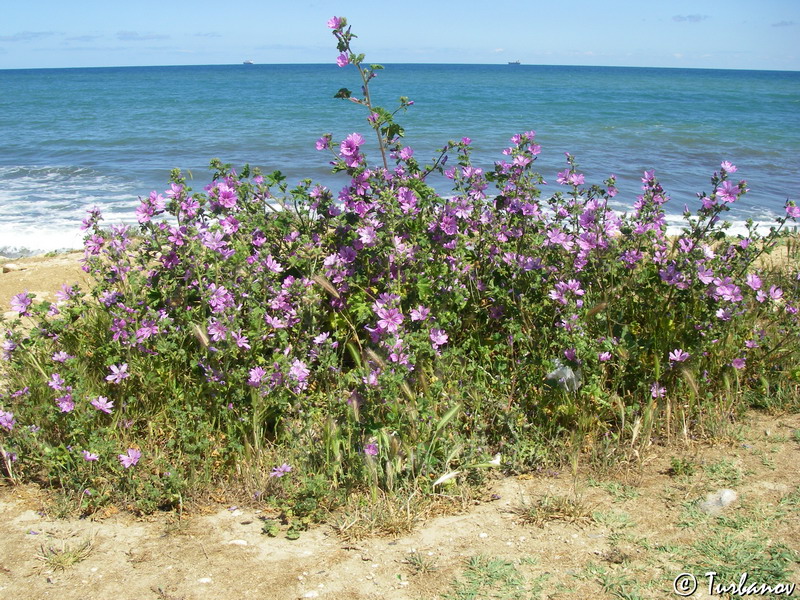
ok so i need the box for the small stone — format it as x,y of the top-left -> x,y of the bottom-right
2,263 -> 25,273
197,577 -> 213,584
302,591 -> 319,598
479,532 -> 488,539
228,539 -> 248,546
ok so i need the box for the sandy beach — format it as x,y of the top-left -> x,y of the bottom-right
0,251 -> 90,320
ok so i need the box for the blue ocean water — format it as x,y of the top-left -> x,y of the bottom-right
1,63 -> 799,256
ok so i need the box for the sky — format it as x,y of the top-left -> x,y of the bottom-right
1,0 -> 799,70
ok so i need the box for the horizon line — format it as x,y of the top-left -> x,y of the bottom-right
2,61 -> 799,74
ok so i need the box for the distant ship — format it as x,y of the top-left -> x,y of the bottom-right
243,60 -> 255,65
508,60 -> 521,65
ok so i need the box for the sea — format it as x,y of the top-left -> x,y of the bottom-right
1,63 -> 799,257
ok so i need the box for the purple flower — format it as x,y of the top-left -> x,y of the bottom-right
336,52 -> 350,67
248,366 -> 267,387
135,320 -> 159,343
650,383 -> 666,398
55,394 -> 75,413
716,283 -> 743,302
598,351 -> 612,362
769,286 -> 783,300
106,363 -> 129,384
409,306 -> 429,322
745,273 -> 762,290
82,450 -> 99,462
786,202 -> 800,219
720,161 -> 737,173
269,463 -> 292,478
327,16 -> 344,29
90,396 -> 114,414
717,181 -> 738,203
48,373 -> 66,391
668,349 -> 690,363
430,328 -> 448,349
10,292 -> 32,316
0,410 -> 15,432
52,351 -> 74,363
207,319 -> 228,342
119,448 -> 141,469
340,133 -> 364,157
264,255 -> 284,273
731,358 -> 746,370
363,443 -> 379,456
289,359 -> 310,383
376,307 -> 404,333
231,331 -> 251,349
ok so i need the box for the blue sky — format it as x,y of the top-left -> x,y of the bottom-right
2,0 -> 799,70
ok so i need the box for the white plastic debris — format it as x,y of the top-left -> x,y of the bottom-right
698,489 -> 738,514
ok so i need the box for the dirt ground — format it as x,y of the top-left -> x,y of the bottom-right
1,253 -> 798,600
0,251 -> 90,320
0,411 -> 798,600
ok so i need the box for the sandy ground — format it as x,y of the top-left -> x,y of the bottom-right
0,411 -> 798,600
1,253 -> 798,600
1,251 -> 91,319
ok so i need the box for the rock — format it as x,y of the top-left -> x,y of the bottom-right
698,489 -> 738,514
2,263 -> 26,273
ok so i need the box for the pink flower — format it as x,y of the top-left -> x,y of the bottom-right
720,161 -> 737,173
376,307 -> 404,333
745,273 -> 762,290
731,358 -> 746,370
430,328 -> 448,348
10,292 -> 32,315
786,202 -> 800,218
363,443 -> 378,456
410,306 -> 430,321
669,349 -> 690,363
119,448 -> 141,469
90,396 -> 114,414
55,394 -> 75,413
48,373 -> 66,391
82,450 -> 99,462
717,181 -> 738,203
340,133 -> 364,157
0,410 -> 15,432
289,359 -> 310,383
336,52 -> 350,67
105,363 -> 129,384
327,16 -> 344,29
270,463 -> 292,478
248,366 -> 267,387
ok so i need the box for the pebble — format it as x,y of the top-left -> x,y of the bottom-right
2,263 -> 25,273
227,539 -> 248,546
197,577 -> 213,584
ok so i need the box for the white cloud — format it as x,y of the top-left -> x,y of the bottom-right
673,15 -> 710,23
117,31 -> 170,42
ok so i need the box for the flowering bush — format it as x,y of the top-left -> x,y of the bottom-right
1,17 -> 798,514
